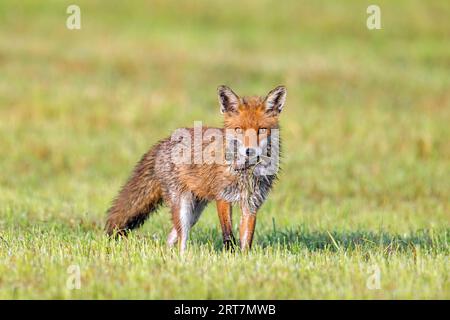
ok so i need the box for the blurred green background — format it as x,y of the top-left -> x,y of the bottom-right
0,0 -> 448,299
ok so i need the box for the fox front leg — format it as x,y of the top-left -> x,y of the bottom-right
216,200 -> 236,250
239,205 -> 257,251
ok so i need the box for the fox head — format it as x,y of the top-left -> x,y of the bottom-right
217,85 -> 286,172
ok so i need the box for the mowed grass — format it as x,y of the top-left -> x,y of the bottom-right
0,0 -> 449,299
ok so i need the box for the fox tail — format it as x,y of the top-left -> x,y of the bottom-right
105,149 -> 162,236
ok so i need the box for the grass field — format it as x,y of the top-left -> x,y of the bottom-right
0,0 -> 449,299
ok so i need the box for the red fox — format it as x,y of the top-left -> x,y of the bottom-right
105,85 -> 286,252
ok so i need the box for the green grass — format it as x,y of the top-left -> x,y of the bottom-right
0,0 -> 449,299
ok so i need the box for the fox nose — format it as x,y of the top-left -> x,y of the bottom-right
238,145 -> 261,159
245,148 -> 256,158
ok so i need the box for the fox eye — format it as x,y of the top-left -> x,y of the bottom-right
259,128 -> 267,134
235,127 -> 243,134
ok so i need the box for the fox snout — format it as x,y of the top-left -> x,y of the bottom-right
227,133 -> 266,169
238,145 -> 262,161
243,147 -> 258,158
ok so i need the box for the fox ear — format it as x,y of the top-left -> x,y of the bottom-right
218,85 -> 240,114
264,86 -> 287,114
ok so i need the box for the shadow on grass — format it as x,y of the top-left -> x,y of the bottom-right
191,225 -> 448,254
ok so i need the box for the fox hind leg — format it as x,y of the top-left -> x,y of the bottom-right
170,194 -> 207,252
167,228 -> 178,247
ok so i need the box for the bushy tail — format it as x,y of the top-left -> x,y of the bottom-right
105,149 -> 162,236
